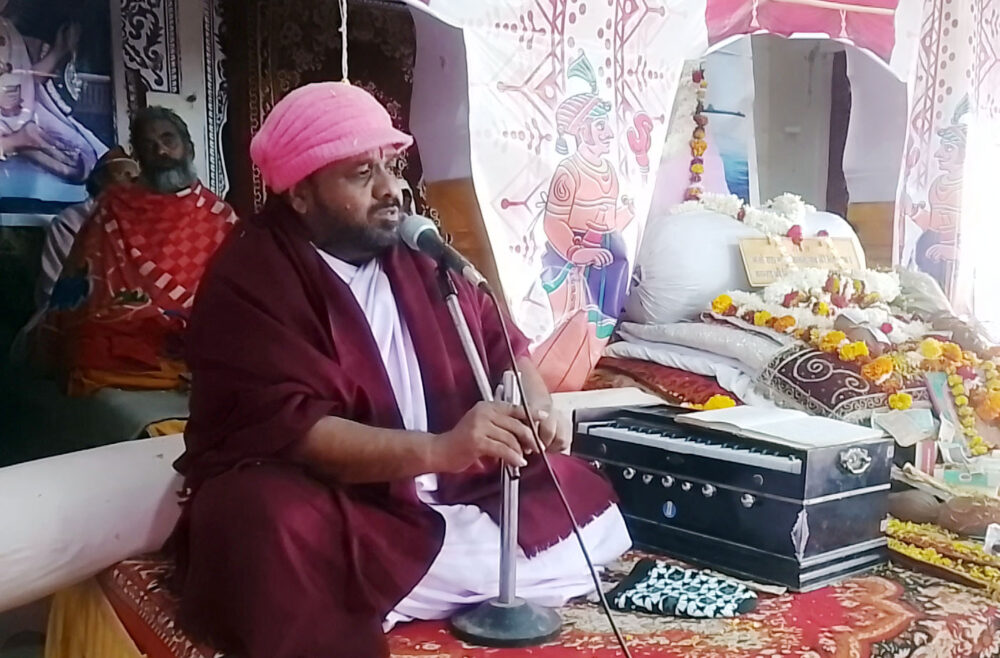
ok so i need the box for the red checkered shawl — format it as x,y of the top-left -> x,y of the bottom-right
44,182 -> 237,386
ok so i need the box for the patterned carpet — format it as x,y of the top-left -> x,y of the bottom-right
387,553 -> 1000,657
98,550 -> 1000,658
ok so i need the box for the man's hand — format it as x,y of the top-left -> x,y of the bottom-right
432,401 -> 536,473
533,408 -> 571,454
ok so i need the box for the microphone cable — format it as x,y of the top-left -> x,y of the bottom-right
485,287 -> 634,658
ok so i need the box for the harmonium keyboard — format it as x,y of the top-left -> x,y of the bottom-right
573,405 -> 894,591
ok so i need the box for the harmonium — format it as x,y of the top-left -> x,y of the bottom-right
573,404 -> 894,591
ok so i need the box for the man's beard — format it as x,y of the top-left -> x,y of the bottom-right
315,202 -> 402,261
145,157 -> 198,193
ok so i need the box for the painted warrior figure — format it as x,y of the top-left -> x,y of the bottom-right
532,53 -> 635,391
903,96 -> 967,296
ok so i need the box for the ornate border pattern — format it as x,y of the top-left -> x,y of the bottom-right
202,0 -> 229,197
120,0 -> 181,94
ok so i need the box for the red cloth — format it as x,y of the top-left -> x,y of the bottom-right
42,182 -> 237,387
586,356 -> 736,405
706,0 -> 899,62
172,199 -> 617,658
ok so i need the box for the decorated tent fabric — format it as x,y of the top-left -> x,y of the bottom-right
80,550 -> 1000,658
893,0 -> 1000,321
395,0 -> 921,392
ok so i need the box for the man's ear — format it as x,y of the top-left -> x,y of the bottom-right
285,181 -> 311,216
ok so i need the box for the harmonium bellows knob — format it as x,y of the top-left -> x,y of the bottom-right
589,460 -> 602,470
642,474 -> 653,485
680,481 -> 692,492
752,473 -> 764,486
741,493 -> 756,508
623,467 -> 636,480
661,475 -> 675,488
701,484 -> 716,497
599,442 -> 608,455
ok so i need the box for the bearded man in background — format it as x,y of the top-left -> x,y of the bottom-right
34,106 -> 238,395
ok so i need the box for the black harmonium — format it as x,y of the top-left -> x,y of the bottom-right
573,405 -> 894,591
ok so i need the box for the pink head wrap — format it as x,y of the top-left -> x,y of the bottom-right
250,82 -> 414,193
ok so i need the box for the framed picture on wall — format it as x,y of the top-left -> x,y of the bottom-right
0,0 -> 114,222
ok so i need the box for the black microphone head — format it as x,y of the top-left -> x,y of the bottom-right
399,214 -> 440,252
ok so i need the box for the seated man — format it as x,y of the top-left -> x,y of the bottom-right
8,148 -> 138,365
36,147 -> 139,309
172,82 -> 631,658
34,107 -> 238,395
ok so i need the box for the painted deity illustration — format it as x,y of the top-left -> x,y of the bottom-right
902,96 -> 968,296
0,0 -> 105,186
531,54 -> 635,391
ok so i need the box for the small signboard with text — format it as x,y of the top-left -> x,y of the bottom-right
739,238 -> 864,287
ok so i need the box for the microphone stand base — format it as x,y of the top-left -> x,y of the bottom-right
449,598 -> 562,648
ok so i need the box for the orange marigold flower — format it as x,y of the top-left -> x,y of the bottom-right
772,315 -> 796,333
861,355 -> 894,383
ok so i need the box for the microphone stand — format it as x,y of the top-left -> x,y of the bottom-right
437,263 -> 562,648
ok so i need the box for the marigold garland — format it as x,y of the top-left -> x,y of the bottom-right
886,518 -> 1000,597
685,66 -> 709,202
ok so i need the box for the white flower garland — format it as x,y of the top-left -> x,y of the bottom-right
719,268 -> 929,344
673,192 -> 816,238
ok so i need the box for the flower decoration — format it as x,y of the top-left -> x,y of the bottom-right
753,311 -> 772,327
888,392 -> 913,411
862,356 -> 894,385
920,338 -> 945,360
711,294 -> 734,315
818,330 -> 847,353
683,65 -> 709,201
702,394 -> 736,410
771,315 -> 796,333
839,341 -> 870,362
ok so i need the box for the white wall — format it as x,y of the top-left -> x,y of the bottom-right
409,9 -> 472,183
751,35 -> 837,207
843,48 -> 907,203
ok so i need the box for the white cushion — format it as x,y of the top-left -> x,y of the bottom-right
0,435 -> 183,613
617,321 -> 783,374
625,210 -> 862,326
604,338 -> 775,407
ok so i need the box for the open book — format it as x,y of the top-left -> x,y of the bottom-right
676,406 -> 885,449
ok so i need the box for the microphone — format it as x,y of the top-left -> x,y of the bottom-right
399,214 -> 489,289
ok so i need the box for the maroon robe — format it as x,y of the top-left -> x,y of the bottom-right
171,199 -> 617,658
